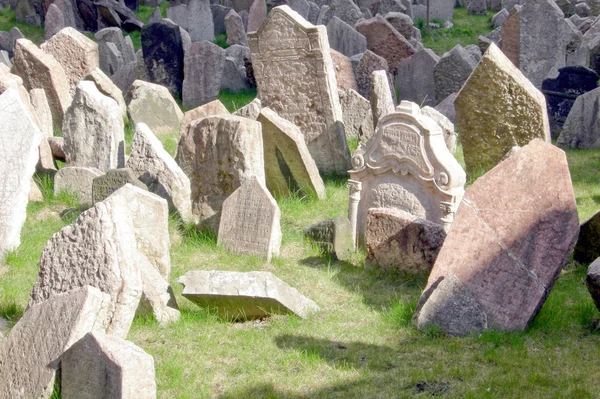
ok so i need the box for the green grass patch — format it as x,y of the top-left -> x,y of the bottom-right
218,89 -> 257,112
214,33 -> 229,49
0,6 -> 44,45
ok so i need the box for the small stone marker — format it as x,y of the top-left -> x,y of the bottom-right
574,211 -> 600,265
257,107 -> 326,200
225,9 -> 248,46
54,166 -> 104,206
304,216 -> 353,260
29,88 -> 53,138
92,168 -> 148,204
355,50 -> 391,99
370,69 -> 395,129
330,49 -> 358,92
586,258 -> 600,311
45,4 -> 64,40
0,89 -> 44,257
247,0 -> 267,31
234,97 -> 261,120
557,86 -> 600,149
179,270 -> 320,319
126,80 -> 184,135
0,286 -> 111,398
61,332 -> 157,399
414,139 -> 579,335
217,177 -> 281,261
421,106 -> 456,153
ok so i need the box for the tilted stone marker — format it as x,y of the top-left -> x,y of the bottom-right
348,101 -> 466,246
339,88 -> 373,141
54,166 -> 103,206
304,216 -> 353,260
557,86 -> 600,149
421,105 -> 457,153
0,89 -> 44,257
574,211 -> 600,265
414,139 -> 579,336
257,107 -> 326,200
179,270 -> 320,319
455,44 -> 550,177
85,67 -> 128,119
61,332 -> 156,399
370,69 -> 395,129
182,40 -> 226,109
396,48 -> 440,108
127,80 -> 184,136
92,168 -> 148,204
355,50 -> 390,99
434,45 -> 477,104
217,177 -> 281,261
0,286 -> 112,398
249,5 -> 351,174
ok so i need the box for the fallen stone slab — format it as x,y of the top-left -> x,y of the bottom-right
178,270 -> 320,319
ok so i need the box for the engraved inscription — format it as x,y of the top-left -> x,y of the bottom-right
370,183 -> 427,219
375,123 -> 429,171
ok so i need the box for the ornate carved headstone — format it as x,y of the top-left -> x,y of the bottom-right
348,101 -> 466,246
248,5 -> 351,174
92,168 -> 148,204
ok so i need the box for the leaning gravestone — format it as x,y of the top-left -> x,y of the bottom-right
29,89 -> 53,138
126,80 -> 184,135
174,115 -> 265,231
339,88 -> 372,140
91,168 -> 148,204
61,332 -> 157,399
54,166 -> 103,206
557,86 -> 600,149
179,270 -> 319,319
541,66 -> 599,138
257,107 -> 326,200
574,211 -> 600,265
434,45 -> 478,104
320,0 -> 362,26
455,44 -> 550,177
217,177 -> 281,261
0,287 -> 112,399
348,101 -> 466,246
0,89 -> 43,257
225,9 -> 248,46
249,5 -> 351,174
182,41 -> 226,108
370,69 -> 395,129
396,48 -> 440,108
326,16 -> 367,58
179,99 -> 229,136
188,0 -> 215,42
45,4 -> 64,40
304,216 -> 354,260
63,81 -> 125,172
414,139 -> 579,336
85,67 -> 128,118
355,50 -> 390,99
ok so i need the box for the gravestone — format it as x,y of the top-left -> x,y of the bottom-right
98,42 -> 124,76
189,0 -> 215,42
557,87 -> 600,149
63,81 -> 125,172
182,41 -> 226,108
586,258 -> 600,311
330,49 -> 358,92
492,8 -> 509,27
234,98 -> 261,119
212,4 -> 232,35
54,166 -> 103,206
217,177 -> 281,261
355,50 -> 391,99
166,4 -> 188,30
417,0 -> 454,22
414,139 -> 579,335
174,115 -> 265,231
45,4 -> 64,40
348,101 -> 466,246
304,216 -> 353,260
574,211 -> 600,265
542,66 -> 599,138
247,0 -> 267,31
0,89 -> 44,257
384,12 -> 414,40
225,9 -> 248,46
326,16 -> 367,57
455,44 -> 550,177
180,99 -> 230,136
396,49 -> 440,108
434,45 -> 478,104
91,168 -> 148,204
85,68 -> 128,119
339,88 -> 372,140
126,80 -> 184,135
257,107 -> 326,199
468,0 -> 487,14
29,88 -> 53,138
179,270 -> 319,319
61,332 -> 157,399
370,70 -> 395,129
421,106 -> 457,153
249,6 -> 351,174
434,92 -> 457,123
320,0 -> 362,26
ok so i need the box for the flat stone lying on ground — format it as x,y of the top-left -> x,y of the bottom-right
54,166 -> 103,206
178,270 -> 320,319
304,216 -> 353,260
126,80 -> 183,135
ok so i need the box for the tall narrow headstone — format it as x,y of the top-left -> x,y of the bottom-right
188,0 -> 215,42
182,41 -> 226,108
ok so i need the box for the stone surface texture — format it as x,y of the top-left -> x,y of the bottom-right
557,86 -> 600,149
126,80 -> 183,135
396,48 -> 440,108
85,67 -> 128,118
339,88 -> 372,140
182,41 -> 226,108
330,48 -> 358,92
304,216 -> 353,260
54,166 -> 103,206
29,88 -> 53,137
434,45 -> 477,104
574,211 -> 600,264
180,99 -> 230,137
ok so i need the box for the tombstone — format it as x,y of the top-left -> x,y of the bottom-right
587,258 -> 600,311
0,89 -> 43,257
98,42 -> 124,76
557,86 -> 600,148
304,217 -> 353,260
257,107 -> 326,199
15,0 -> 42,26
464,44 -> 482,62
61,332 -> 157,399
12,39 -> 72,131
141,19 -> 185,96
249,6 -> 351,174
396,48 -> 440,108
179,270 -> 319,319
384,12 -> 413,40
92,168 -> 148,204
320,0 -> 362,26
434,45 -> 477,104
541,66 -> 599,138
85,68 -> 128,119
96,27 -> 134,64
110,61 -> 137,94
492,8 -> 509,27
126,123 -> 194,224
355,15 -> 416,75
330,49 -> 358,92
183,41 -> 226,108
234,97 -> 262,119
126,80 -> 184,135
348,101 -> 466,247
211,4 -> 231,34
225,9 -> 248,46
434,91 -> 457,123
574,211 -> 600,265
63,81 -> 125,172
370,70 -> 395,129
180,99 -> 230,136
40,27 -> 99,91
45,4 -> 65,40
29,88 -> 53,138
326,16 -> 367,57
339,88 -> 372,140
174,115 -> 265,231
414,139 -> 579,336
0,50 -> 11,68
365,208 -> 446,273
285,0 -> 310,19
456,44 -> 551,177
468,0 -> 487,14
166,4 -> 188,29
355,50 -> 391,99
148,6 -> 163,24
0,287 -> 111,398
421,106 -> 456,153
418,0 -> 454,22
189,0 -> 215,42
54,166 -> 104,206
375,0 -> 407,16
247,0 -> 267,31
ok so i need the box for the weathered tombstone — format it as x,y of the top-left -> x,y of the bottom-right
54,166 -> 103,206
468,0 -> 487,14
179,270 -> 319,319
91,168 -> 148,204
0,50 -> 11,68
396,49 -> 440,108
29,88 -> 53,138
414,139 -> 579,335
492,8 -> 509,27
217,177 -> 281,260
98,41 -> 124,76
85,67 -> 128,119
234,97 -> 262,119
326,16 -> 367,57
421,106 -> 457,153
330,49 -> 358,92
12,38 -> 72,130
179,99 -> 230,136
148,6 -> 163,24
355,50 -> 391,99
455,44 -> 551,177
434,91 -> 457,123
166,4 -> 188,30
417,0 -> 454,22
188,0 -> 215,42
182,41 -> 226,108
348,101 -> 466,246
320,0 -> 362,26
247,0 -> 267,31
365,208 -> 446,273
257,107 -> 326,199
61,332 -> 157,399
126,80 -> 184,135
557,86 -> 600,149
127,123 -> 194,224
339,88 -> 372,140
45,3 -> 65,40
304,216 -> 353,260
574,211 -> 600,265
174,115 -> 265,231
370,69 -> 395,129
434,45 -> 478,104
0,89 -> 43,257
0,287 -> 112,398
249,6 -> 351,174
40,27 -> 99,91
63,81 -> 125,172
141,19 -> 185,96
225,9 -> 248,46
212,4 -> 232,34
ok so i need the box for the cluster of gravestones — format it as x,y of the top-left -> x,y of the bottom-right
3,0 -> 600,396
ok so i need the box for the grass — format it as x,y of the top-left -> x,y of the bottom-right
218,89 -> 257,112
0,6 -> 44,45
